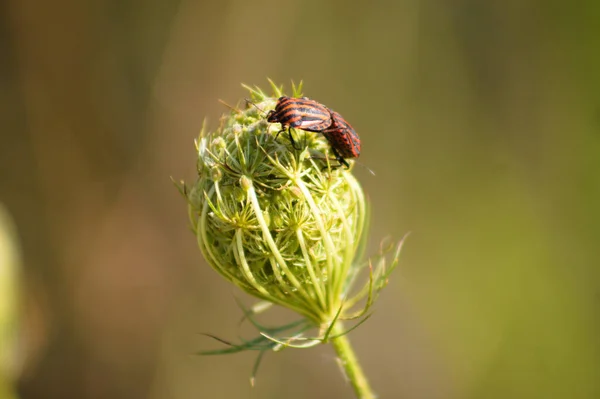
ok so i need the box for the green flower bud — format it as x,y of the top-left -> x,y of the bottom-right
184,84 -> 367,326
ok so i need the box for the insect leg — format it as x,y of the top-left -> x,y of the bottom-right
331,147 -> 350,169
287,127 -> 302,151
274,127 -> 286,140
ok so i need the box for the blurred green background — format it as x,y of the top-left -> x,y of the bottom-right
1,0 -> 599,398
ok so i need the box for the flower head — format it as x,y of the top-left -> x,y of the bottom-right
180,82 -> 401,334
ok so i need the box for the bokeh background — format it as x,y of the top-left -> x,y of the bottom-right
1,0 -> 599,398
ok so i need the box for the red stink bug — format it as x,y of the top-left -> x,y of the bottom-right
266,96 -> 361,169
322,110 -> 361,169
267,96 -> 332,149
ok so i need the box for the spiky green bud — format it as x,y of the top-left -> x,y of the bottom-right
183,82 -> 367,327
179,82 -> 406,399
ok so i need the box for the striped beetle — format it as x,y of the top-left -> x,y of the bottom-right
321,110 -> 361,169
266,96 -> 361,168
266,96 -> 332,148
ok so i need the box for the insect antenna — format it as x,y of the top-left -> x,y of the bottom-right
244,98 -> 268,116
218,99 -> 242,114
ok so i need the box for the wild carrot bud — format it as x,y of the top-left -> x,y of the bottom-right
183,83 -> 368,327
179,83 -> 405,398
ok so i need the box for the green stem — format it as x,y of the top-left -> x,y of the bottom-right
330,322 -> 376,399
